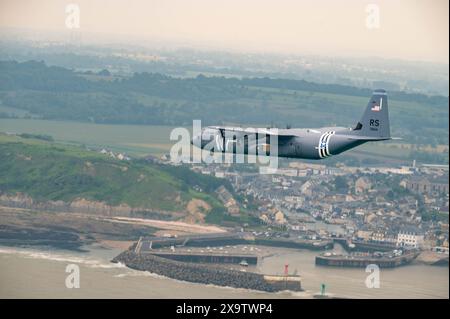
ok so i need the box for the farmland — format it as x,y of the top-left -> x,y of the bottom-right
0,60 -> 448,164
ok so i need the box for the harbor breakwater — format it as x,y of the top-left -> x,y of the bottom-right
315,251 -> 420,268
142,233 -> 333,251
112,250 -> 302,292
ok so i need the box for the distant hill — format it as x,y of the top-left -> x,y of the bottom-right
0,134 -> 229,219
0,60 -> 448,145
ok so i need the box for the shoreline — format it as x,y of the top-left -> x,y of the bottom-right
0,246 -> 310,299
0,244 -> 448,299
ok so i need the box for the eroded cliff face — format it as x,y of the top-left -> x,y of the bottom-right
184,199 -> 212,224
69,198 -> 132,216
0,193 -> 35,209
0,192 -> 181,220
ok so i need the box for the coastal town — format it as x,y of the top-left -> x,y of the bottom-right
112,155 -> 448,291
83,142 -> 449,269
162,155 -> 449,259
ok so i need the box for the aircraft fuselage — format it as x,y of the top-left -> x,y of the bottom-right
191,89 -> 391,160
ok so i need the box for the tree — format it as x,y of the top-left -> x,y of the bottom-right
334,176 -> 348,191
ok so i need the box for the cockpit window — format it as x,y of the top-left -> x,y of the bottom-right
354,122 -> 363,130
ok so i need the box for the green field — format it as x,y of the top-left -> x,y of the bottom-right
0,119 -> 179,156
0,118 -> 447,164
1,60 -> 447,149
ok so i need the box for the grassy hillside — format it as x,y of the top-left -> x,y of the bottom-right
0,134 -> 226,213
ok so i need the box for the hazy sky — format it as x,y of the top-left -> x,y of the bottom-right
0,0 -> 448,63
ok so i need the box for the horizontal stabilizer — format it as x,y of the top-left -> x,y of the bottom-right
344,135 -> 391,141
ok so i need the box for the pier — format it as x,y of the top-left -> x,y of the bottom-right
315,251 -> 420,268
150,251 -> 258,265
137,232 -> 333,252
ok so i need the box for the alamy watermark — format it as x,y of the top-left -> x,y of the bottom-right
65,263 -> 80,289
65,3 -> 80,29
170,120 -> 280,173
365,264 -> 380,288
365,4 -> 380,29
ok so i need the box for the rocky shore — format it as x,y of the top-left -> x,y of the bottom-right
112,250 -> 285,292
416,251 -> 449,266
0,192 -> 179,219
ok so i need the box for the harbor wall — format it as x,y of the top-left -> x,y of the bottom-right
144,234 -> 333,251
315,252 -> 419,268
112,250 -> 302,292
150,252 -> 258,265
254,238 -> 333,250
334,238 -> 398,252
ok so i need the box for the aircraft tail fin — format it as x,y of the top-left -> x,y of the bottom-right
351,89 -> 391,140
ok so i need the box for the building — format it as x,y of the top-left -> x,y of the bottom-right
274,211 -> 286,224
216,186 -> 240,216
406,176 -> 449,195
397,227 -> 424,249
356,230 -> 372,241
260,214 -> 270,224
370,231 -> 397,245
355,177 -> 372,194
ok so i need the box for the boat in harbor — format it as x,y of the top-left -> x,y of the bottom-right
239,259 -> 249,267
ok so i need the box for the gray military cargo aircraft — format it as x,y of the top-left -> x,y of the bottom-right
191,89 -> 391,160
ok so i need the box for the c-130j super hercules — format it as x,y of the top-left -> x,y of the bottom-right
191,89 -> 392,160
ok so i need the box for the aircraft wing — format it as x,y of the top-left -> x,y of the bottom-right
343,135 -> 392,141
208,126 -> 298,143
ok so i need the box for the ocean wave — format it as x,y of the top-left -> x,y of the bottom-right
1,246 -> 306,297
0,246 -> 124,269
114,269 -> 171,279
275,289 -> 311,298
